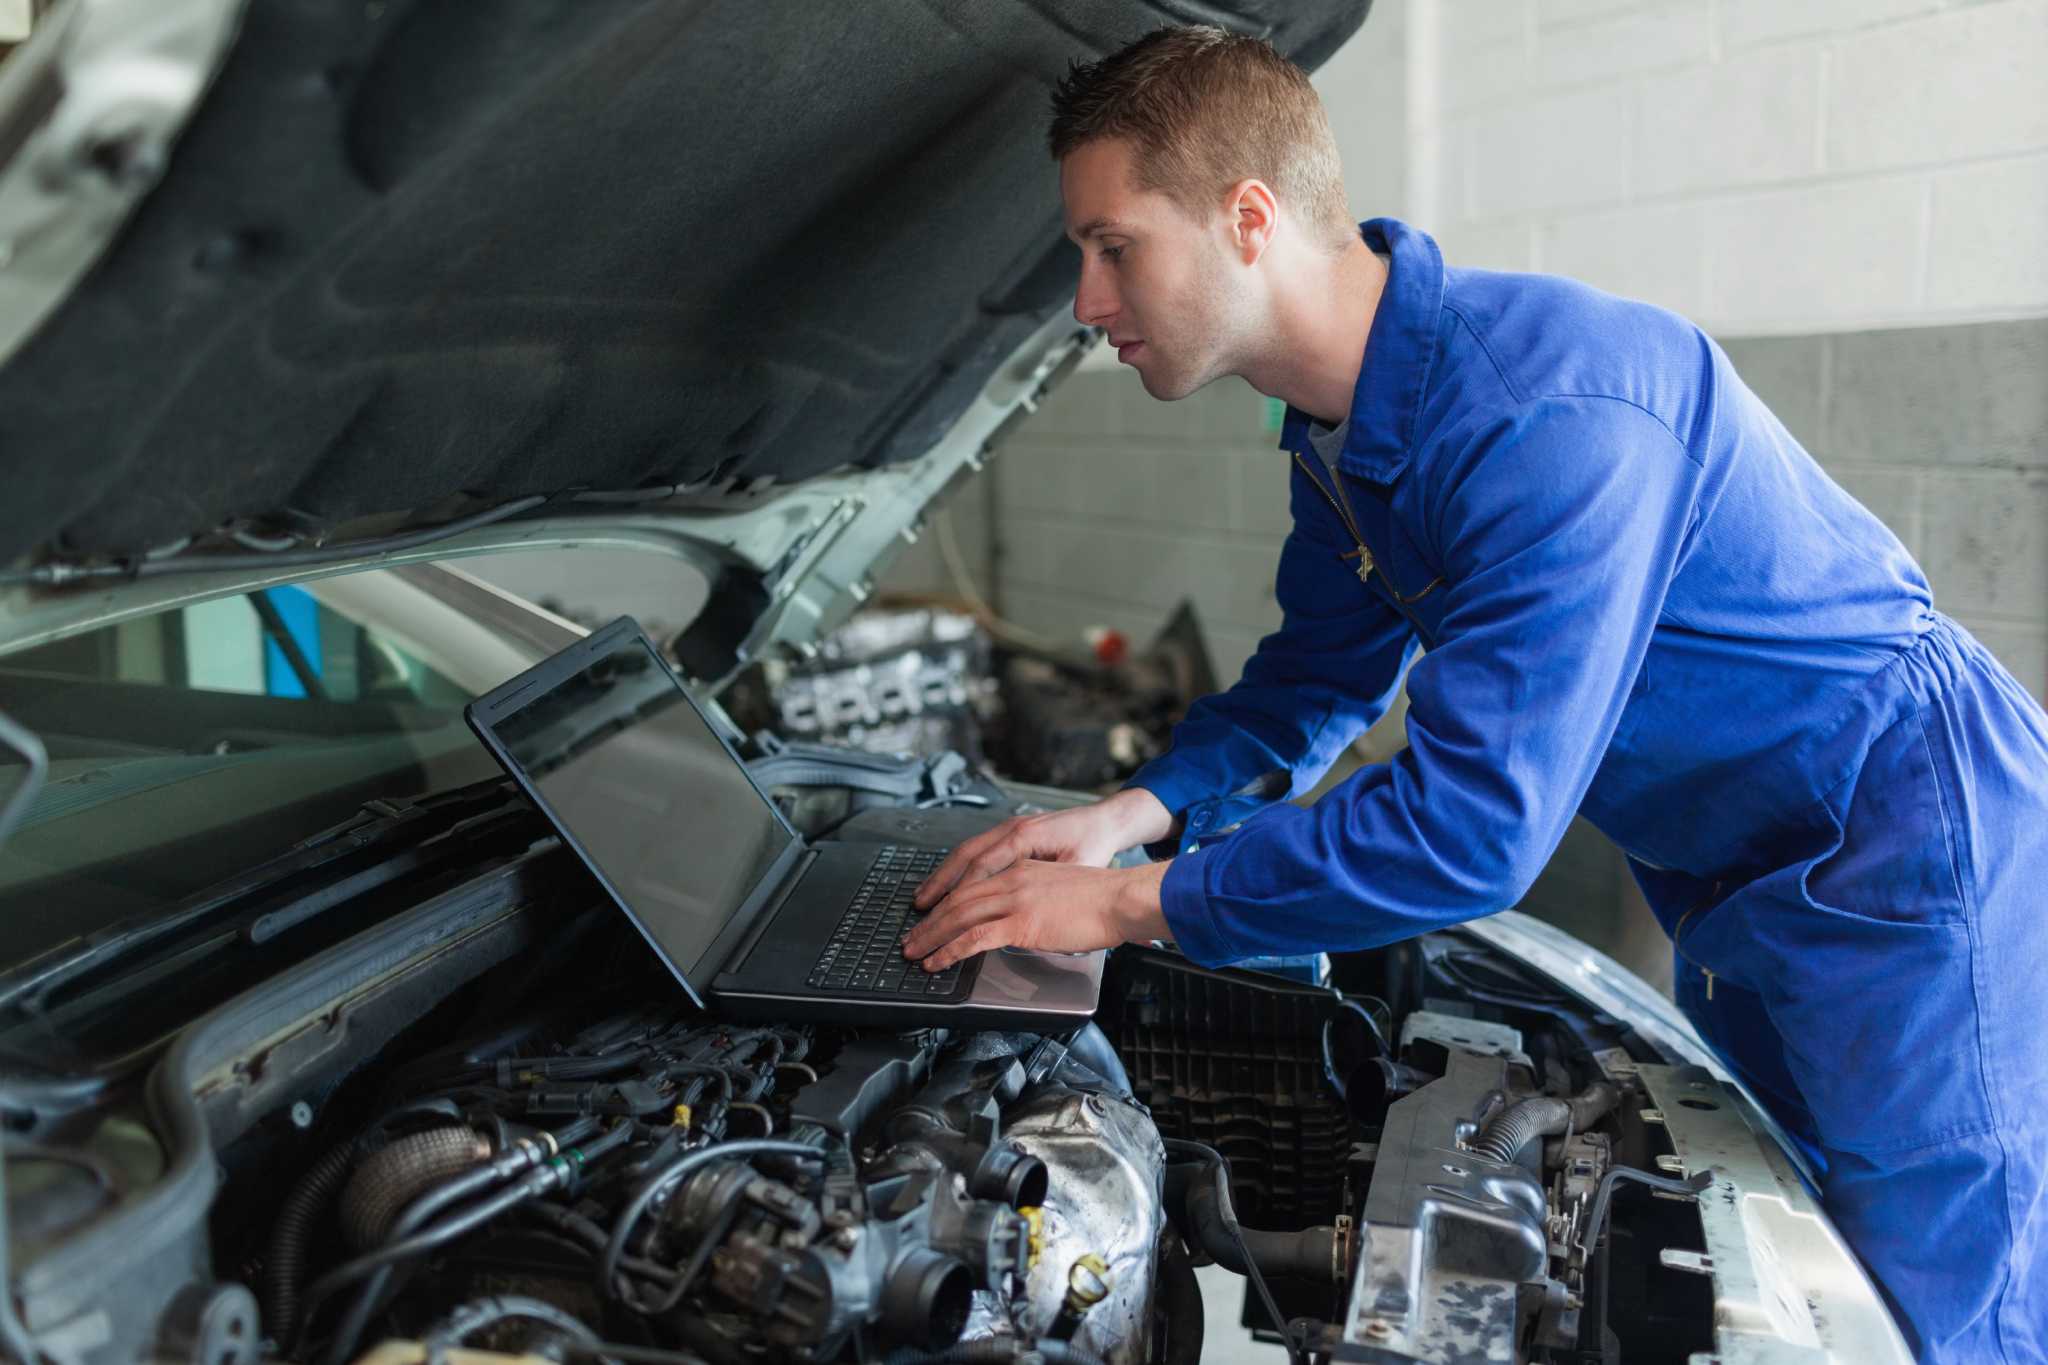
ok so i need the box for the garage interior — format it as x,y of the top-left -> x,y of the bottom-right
0,2 -> 2041,1363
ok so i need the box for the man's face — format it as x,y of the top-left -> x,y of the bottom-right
1060,139 -> 1248,400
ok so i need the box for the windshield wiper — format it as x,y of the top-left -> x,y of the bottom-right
0,778 -> 547,1017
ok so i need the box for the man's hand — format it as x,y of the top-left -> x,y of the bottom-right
901,858 -> 1171,972
912,787 -> 1174,910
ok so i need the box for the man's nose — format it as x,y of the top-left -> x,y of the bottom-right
1073,259 -> 1115,329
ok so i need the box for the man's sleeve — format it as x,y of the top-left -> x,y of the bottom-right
1157,397 -> 1702,967
1120,456 -> 1418,842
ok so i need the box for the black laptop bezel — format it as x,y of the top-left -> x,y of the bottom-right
464,615 -> 809,1009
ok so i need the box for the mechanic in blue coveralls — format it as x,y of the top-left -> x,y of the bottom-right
900,26 -> 2048,1364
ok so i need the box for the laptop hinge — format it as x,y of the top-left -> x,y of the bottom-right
722,847 -> 817,975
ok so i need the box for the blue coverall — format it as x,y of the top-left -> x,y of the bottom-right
1125,218 -> 2048,1363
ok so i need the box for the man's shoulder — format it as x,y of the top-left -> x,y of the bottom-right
1435,265 -> 1710,412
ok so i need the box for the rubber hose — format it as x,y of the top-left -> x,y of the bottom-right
1182,1180 -> 1342,1282
306,1118 -> 604,1365
338,1126 -> 491,1249
1468,1082 -> 1620,1166
1160,1140 -> 1304,1365
263,1139 -> 358,1342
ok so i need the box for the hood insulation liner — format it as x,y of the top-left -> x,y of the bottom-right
0,0 -> 1366,566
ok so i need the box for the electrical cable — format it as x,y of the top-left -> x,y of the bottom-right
597,1138 -> 826,1304
1161,1138 -> 1306,1365
1336,996 -> 1393,1053
1320,997 -> 1394,1112
663,1064 -> 736,1106
1319,1021 -> 1347,1103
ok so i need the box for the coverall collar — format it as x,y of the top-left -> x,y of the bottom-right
1276,217 -> 1445,483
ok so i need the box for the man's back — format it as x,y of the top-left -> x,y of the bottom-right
1403,257 -> 1940,876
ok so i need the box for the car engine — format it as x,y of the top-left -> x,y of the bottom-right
1,778 -> 1730,1365
247,1015 -> 1176,1365
190,929 -> 1718,1365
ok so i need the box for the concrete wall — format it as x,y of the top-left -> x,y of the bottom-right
1411,0 -> 2048,335
879,0 -> 2047,990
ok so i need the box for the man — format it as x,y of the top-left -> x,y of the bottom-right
899,25 -> 2048,1363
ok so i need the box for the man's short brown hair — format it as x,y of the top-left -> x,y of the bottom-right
1049,26 -> 1354,251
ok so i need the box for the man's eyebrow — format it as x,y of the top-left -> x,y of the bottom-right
1066,216 -> 1127,245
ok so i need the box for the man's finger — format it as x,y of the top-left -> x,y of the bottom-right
919,837 -> 1026,909
921,914 -> 1010,973
902,870 -> 1018,957
914,825 -> 1014,908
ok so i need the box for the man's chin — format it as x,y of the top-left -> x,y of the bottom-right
1139,363 -> 1216,403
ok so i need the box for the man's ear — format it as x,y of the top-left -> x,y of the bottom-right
1225,179 -> 1280,265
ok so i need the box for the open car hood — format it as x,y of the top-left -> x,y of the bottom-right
0,0 -> 1368,670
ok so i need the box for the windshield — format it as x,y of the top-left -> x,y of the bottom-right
0,575 -> 512,966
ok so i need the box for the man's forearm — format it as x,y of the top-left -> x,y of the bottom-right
1112,858 -> 1172,943
1100,786 -> 1176,850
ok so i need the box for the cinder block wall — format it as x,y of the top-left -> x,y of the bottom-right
879,0 -> 2047,989
1415,0 -> 2048,697
1424,0 -> 2048,335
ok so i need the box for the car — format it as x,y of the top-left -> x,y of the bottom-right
0,3 -> 1912,1363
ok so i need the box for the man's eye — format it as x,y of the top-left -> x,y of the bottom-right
1101,245 -> 1123,262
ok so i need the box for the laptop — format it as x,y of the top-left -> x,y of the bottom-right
465,616 -> 1105,1026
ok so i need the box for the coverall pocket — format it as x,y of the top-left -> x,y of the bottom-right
1761,913 -> 1991,1154
1755,715 -> 1992,1154
1800,711 -> 1966,929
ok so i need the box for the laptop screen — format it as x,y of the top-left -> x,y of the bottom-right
488,631 -> 796,983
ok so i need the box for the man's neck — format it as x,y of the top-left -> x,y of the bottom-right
1238,236 -> 1386,428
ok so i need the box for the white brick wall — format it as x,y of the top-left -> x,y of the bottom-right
1399,0 -> 2048,334
1929,154 -> 2048,311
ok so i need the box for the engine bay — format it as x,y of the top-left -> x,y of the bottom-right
181,937 -> 1719,1365
0,764 -> 1734,1365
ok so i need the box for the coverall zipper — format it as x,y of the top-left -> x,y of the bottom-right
1291,452 -> 1443,647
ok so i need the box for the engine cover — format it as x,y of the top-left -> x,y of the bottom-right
1345,1045 -> 1549,1362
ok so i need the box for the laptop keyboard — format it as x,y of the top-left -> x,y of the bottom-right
806,846 -> 966,996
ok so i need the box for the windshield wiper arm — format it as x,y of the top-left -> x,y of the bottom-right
0,779 -> 533,1016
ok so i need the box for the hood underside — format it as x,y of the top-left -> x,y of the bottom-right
0,0 -> 1367,570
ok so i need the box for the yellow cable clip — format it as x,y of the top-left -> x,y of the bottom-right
1019,1206 -> 1046,1270
672,1103 -> 692,1130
